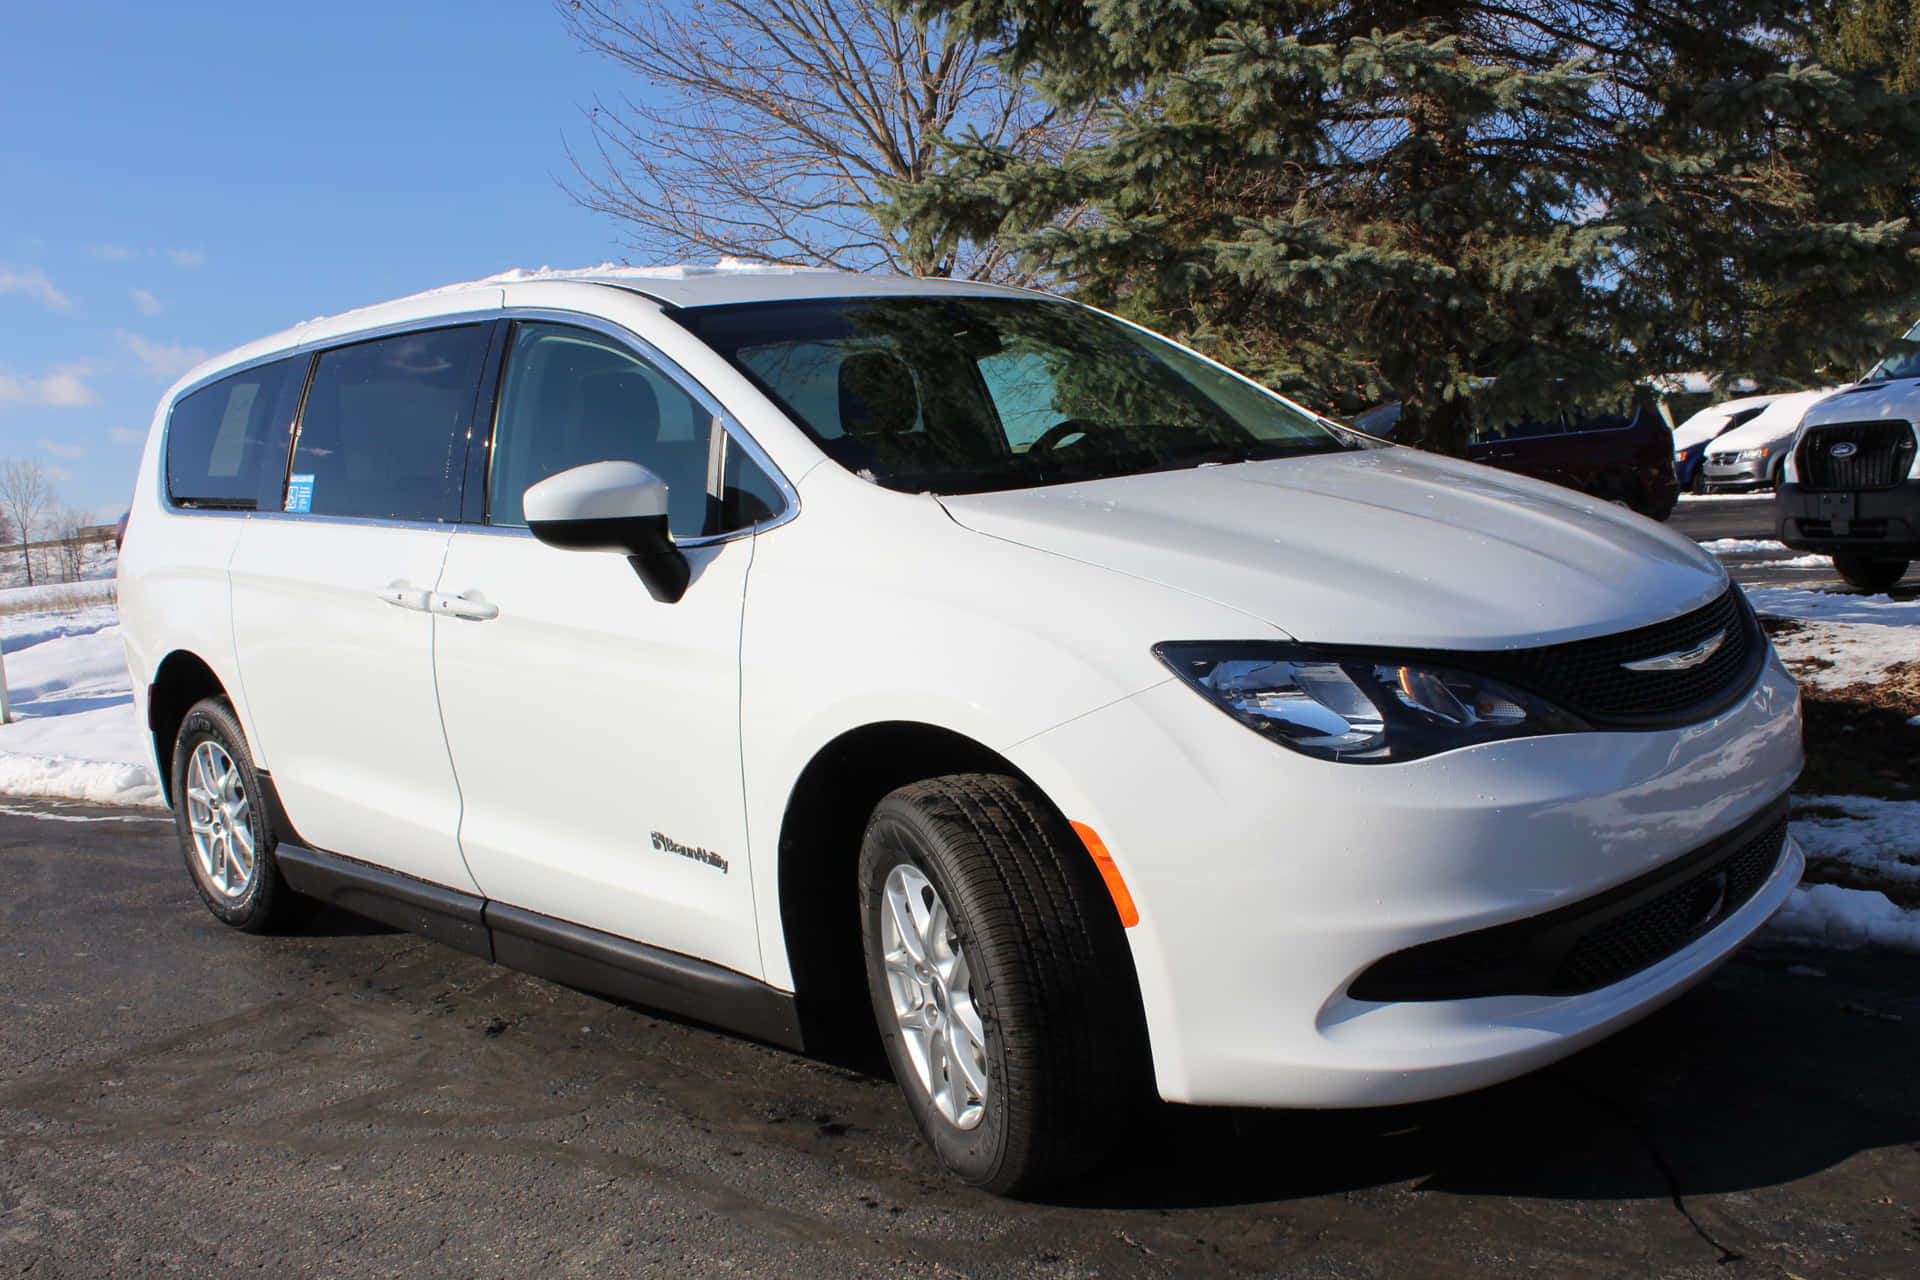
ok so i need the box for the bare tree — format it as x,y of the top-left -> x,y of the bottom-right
0,459 -> 53,588
558,0 -> 1093,281
51,506 -> 88,584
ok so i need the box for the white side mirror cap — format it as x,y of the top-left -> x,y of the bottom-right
524,460 -> 669,525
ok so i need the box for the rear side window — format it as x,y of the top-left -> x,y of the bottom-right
166,358 -> 302,509
487,322 -> 781,538
288,325 -> 490,522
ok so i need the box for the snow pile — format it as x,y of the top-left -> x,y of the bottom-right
1767,884 -> 1920,952
1701,537 -> 1786,553
1790,794 -> 1920,890
1750,586 -> 1920,690
1764,794 -> 1920,952
0,597 -> 162,807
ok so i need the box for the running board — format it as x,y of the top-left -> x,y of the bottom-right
273,841 -> 803,1050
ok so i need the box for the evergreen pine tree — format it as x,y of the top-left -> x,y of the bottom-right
886,2 -> 1920,453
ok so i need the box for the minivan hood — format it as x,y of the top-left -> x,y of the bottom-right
938,448 -> 1726,649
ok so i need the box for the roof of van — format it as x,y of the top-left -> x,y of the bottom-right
159,263 -> 1040,403
480,262 -> 1034,309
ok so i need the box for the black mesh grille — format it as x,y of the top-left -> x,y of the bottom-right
1796,420 -> 1917,490
1551,817 -> 1784,992
1463,586 -> 1761,727
1349,801 -> 1791,1003
1335,586 -> 1766,730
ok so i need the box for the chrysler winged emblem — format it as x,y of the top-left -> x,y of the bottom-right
1622,629 -> 1726,673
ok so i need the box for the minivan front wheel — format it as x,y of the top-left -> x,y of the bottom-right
857,775 -> 1145,1196
171,697 -> 300,933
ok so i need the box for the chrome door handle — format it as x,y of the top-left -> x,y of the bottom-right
375,581 -> 432,611
431,590 -> 500,621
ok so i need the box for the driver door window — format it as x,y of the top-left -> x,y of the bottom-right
488,322 -> 777,537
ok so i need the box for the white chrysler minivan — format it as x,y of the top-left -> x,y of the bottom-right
120,267 -> 1804,1195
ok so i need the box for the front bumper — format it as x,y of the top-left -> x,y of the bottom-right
1702,456 -> 1774,491
1776,478 -> 1920,557
1009,652 -> 1804,1108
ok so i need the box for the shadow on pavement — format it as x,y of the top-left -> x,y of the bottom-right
1049,944 -> 1920,1210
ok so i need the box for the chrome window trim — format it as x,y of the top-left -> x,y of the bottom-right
156,298 -> 801,544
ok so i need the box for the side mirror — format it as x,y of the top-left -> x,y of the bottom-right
524,461 -> 690,603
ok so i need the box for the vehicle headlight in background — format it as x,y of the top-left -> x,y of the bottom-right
1153,643 -> 1587,763
1731,446 -> 1771,461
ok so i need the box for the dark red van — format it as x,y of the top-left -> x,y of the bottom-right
1349,401 -> 1681,521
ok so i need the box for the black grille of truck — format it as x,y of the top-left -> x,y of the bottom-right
1795,420 -> 1916,490
1348,801 -> 1790,1002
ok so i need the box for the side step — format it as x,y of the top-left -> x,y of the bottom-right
274,841 -> 804,1050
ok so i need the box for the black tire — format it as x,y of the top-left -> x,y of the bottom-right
170,696 -> 301,933
857,774 -> 1147,1197
1831,554 -> 1910,593
1591,469 -> 1643,513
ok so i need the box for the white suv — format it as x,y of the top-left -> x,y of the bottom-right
120,267 -> 1804,1194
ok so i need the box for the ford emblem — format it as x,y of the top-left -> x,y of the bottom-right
1830,441 -> 1859,458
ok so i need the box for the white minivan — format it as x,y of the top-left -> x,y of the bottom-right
120,267 -> 1804,1195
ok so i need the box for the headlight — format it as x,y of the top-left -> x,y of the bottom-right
1732,446 -> 1770,461
1153,643 -> 1586,763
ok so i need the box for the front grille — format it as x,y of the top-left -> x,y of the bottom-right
1348,801 -> 1790,1003
1796,420 -> 1916,490
1707,450 -> 1738,465
1334,586 -> 1764,730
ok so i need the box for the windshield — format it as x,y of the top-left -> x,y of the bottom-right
1866,318 -> 1920,382
672,296 -> 1358,494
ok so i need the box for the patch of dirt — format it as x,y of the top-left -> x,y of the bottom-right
1796,660 -> 1920,800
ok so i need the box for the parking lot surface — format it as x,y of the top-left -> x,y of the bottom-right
3,797 -> 1917,1279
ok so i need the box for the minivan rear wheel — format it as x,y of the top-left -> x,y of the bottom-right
857,774 -> 1146,1197
171,697 -> 301,933
1831,554 -> 1910,593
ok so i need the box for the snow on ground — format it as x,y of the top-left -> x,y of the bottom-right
1748,586 -> 1920,690
0,601 -> 159,805
1767,883 -> 1920,951
1696,538 -> 1830,568
1701,537 -> 1787,553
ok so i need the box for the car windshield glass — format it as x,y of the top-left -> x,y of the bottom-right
1865,320 -> 1920,381
672,296 -> 1357,494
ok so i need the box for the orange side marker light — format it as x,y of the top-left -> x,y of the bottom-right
1070,821 -> 1140,928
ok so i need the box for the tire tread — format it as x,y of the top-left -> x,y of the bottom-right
870,773 -> 1147,1195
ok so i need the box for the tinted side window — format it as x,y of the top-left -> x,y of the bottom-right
721,446 -> 784,530
166,359 -> 300,508
288,326 -> 489,521
488,322 -> 772,538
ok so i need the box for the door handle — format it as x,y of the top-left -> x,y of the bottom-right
375,581 -> 432,611
431,590 -> 500,622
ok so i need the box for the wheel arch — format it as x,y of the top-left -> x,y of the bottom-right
774,720 -> 1113,1061
147,650 -> 230,807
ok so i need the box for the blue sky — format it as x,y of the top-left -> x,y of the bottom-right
2,1 -> 652,519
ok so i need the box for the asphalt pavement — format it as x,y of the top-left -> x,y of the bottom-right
3,494 -> 1919,1278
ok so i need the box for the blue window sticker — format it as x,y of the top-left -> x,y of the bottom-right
285,474 -> 315,513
